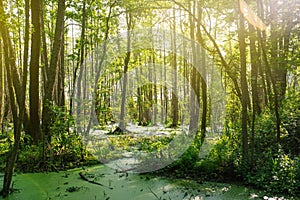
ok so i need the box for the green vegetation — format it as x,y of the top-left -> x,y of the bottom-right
164,88 -> 300,197
0,0 -> 299,198
0,106 -> 97,173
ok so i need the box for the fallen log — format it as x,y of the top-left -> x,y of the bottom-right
79,172 -> 113,190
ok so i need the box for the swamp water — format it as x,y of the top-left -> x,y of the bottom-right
1,125 -> 295,199
0,165 -> 285,200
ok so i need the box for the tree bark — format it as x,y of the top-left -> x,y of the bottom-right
21,0 -> 30,137
41,0 -> 49,84
163,34 -> 168,125
196,2 -> 207,143
30,0 -> 41,142
57,29 -> 65,107
0,40 -> 2,129
0,2 -> 25,195
238,0 -> 249,162
248,18 -> 260,167
75,0 -> 86,133
171,8 -> 178,128
2,66 -> 21,197
42,0 -> 65,139
119,12 -> 132,131
188,1 -> 199,134
160,52 -> 164,124
153,53 -> 158,125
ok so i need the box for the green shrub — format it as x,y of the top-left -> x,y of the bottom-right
245,148 -> 300,196
16,106 -> 94,172
270,150 -> 297,195
281,89 -> 300,156
295,157 -> 300,193
48,106 -> 89,167
17,144 -> 43,172
243,98 -> 300,196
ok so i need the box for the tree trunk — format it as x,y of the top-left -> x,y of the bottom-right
278,26 -> 291,99
196,2 -> 207,143
200,48 -> 207,142
268,1 -> 281,142
153,53 -> 158,125
21,0 -> 30,137
30,0 -> 41,142
171,8 -> 178,128
1,43 -> 22,197
188,1 -> 199,134
119,13 -> 132,131
57,24 -> 65,107
41,0 -> 49,85
0,3 -> 25,195
256,0 -> 267,108
160,52 -> 164,124
163,35 -> 168,125
238,0 -> 249,162
0,40 -> 2,129
249,21 -> 260,167
75,0 -> 86,133
42,0 -> 65,139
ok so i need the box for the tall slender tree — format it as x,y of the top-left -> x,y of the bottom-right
188,0 -> 199,134
171,8 -> 179,128
22,0 -> 30,136
57,21 -> 65,107
238,0 -> 249,162
42,0 -> 66,139
119,12 -> 133,131
75,0 -> 86,133
0,0 -> 26,195
0,40 -> 2,129
249,21 -> 260,166
29,0 -> 41,142
196,1 -> 207,142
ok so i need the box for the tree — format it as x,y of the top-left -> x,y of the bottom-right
57,24 -> 65,107
22,0 -> 30,136
119,12 -> 133,131
170,8 -> 178,128
29,0 -> 41,142
74,0 -> 86,133
249,21 -> 260,166
42,0 -> 66,140
188,0 -> 200,134
196,1 -> 207,142
256,0 -> 281,142
0,0 -> 26,195
86,0 -> 117,133
0,40 -> 2,129
238,0 -> 249,162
